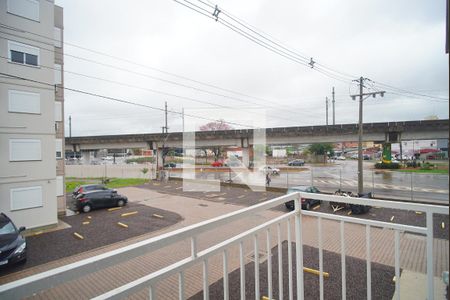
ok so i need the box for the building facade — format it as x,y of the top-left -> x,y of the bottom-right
0,0 -> 64,229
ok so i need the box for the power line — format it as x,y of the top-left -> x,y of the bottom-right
0,32 -> 331,121
0,54 -> 327,123
0,71 -> 257,129
176,0 -> 449,101
0,23 -> 327,114
175,0 -> 355,83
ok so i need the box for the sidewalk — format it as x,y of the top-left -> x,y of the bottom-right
0,187 -> 447,299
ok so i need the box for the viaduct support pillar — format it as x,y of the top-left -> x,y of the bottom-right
242,147 -> 250,168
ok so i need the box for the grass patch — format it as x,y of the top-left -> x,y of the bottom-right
65,178 -> 148,193
106,178 -> 147,188
396,169 -> 448,174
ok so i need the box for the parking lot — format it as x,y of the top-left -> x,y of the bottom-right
0,181 -> 447,299
138,179 -> 449,240
0,202 -> 182,278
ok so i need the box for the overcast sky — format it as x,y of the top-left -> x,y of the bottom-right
55,0 -> 449,137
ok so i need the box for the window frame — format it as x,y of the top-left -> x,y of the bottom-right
8,41 -> 40,67
6,0 -> 40,22
9,138 -> 42,162
56,138 -> 63,160
8,89 -> 41,115
10,186 -> 43,211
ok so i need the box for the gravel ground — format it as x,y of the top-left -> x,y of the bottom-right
314,202 -> 449,240
139,180 -> 449,240
189,241 -> 396,300
0,203 -> 182,277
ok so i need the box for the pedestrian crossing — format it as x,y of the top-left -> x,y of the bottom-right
312,179 -> 448,194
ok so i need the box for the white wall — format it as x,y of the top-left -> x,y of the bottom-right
66,164 -> 156,180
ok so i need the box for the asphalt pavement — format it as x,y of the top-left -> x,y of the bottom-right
168,160 -> 449,204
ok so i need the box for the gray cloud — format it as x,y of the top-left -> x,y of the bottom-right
56,0 -> 448,136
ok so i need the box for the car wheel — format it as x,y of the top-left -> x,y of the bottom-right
117,199 -> 125,207
82,204 -> 91,213
306,202 -> 311,210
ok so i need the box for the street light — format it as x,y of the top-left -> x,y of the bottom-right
350,77 -> 386,195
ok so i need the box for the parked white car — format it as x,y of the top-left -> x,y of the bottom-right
259,165 -> 280,175
335,156 -> 346,160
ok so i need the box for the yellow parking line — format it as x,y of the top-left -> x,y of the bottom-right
121,211 -> 138,217
73,232 -> 84,240
117,222 -> 128,228
108,207 -> 122,212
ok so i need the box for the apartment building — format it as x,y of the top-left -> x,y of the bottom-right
0,0 -> 64,229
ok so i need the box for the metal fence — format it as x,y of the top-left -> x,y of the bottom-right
168,167 -> 448,204
0,192 -> 447,300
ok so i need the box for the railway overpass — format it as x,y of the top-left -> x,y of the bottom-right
66,119 -> 448,151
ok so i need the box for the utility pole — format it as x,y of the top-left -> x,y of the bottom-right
351,77 -> 385,195
69,115 -> 72,138
164,101 -> 168,134
332,87 -> 335,125
357,77 -> 364,195
325,97 -> 329,126
161,101 -> 168,166
182,107 -> 185,132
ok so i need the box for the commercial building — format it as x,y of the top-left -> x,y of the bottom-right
0,0 -> 65,229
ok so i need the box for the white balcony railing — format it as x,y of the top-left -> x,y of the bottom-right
0,192 -> 447,300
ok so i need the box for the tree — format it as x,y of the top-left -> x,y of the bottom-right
200,120 -> 234,161
199,119 -> 233,131
307,143 -> 334,156
424,115 -> 439,120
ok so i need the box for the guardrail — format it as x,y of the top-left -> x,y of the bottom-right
0,192 -> 447,299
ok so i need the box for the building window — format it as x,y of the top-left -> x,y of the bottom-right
54,101 -> 62,121
7,0 -> 40,22
10,186 -> 43,211
56,138 -> 63,159
9,139 -> 41,161
56,176 -> 64,196
8,41 -> 40,67
54,27 -> 62,48
54,64 -> 62,84
8,90 -> 40,114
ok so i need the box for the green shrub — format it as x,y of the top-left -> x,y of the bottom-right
375,162 -> 400,169
126,157 -> 154,164
420,162 -> 434,170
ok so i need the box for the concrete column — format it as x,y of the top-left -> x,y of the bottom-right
156,148 -> 164,170
81,150 -> 91,164
242,147 -> 250,167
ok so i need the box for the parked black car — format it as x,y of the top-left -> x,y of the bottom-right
0,213 -> 27,267
72,184 -> 110,198
285,186 -> 321,210
73,190 -> 128,213
288,159 -> 305,166
164,162 -> 177,168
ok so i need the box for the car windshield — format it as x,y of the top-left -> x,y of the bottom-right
0,221 -> 16,235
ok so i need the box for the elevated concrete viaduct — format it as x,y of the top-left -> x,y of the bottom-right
66,119 -> 448,165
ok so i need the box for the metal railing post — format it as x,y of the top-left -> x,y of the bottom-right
287,171 -> 289,188
339,169 -> 342,190
426,211 -> 434,300
410,172 -> 414,201
311,168 -> 314,186
203,260 -> 209,300
295,192 -> 304,300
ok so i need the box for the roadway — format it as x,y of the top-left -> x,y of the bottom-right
168,160 -> 449,204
